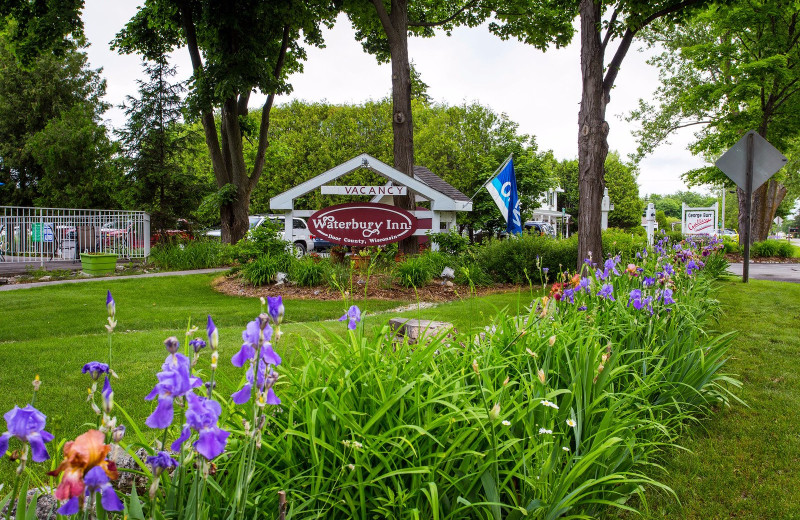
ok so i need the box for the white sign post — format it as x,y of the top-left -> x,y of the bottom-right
682,203 -> 718,236
645,202 -> 656,246
600,188 -> 614,231
715,130 -> 787,283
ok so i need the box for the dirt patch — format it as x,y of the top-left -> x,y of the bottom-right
211,273 -> 523,301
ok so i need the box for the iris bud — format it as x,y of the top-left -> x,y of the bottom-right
164,337 -> 180,354
112,425 -> 126,443
489,403 -> 501,421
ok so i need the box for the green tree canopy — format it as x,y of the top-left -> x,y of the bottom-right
113,0 -> 338,243
631,0 -> 800,241
0,33 -> 120,208
116,56 -> 210,231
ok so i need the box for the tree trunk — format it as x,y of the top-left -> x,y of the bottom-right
377,0 -> 418,254
737,178 -> 787,243
577,0 -> 609,269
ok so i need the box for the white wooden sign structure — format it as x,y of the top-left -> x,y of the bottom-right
270,154 -> 472,250
681,203 -> 718,236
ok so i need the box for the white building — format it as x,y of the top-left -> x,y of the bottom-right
530,187 -> 571,237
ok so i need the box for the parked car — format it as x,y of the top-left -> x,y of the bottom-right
722,228 -> 739,242
524,221 -> 556,238
205,214 -> 314,256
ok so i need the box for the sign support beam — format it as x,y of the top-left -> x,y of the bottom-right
742,133 -> 754,283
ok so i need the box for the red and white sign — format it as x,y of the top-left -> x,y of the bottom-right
320,185 -> 407,196
684,209 -> 717,235
308,202 -> 417,246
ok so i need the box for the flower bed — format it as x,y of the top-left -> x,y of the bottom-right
0,236 -> 737,519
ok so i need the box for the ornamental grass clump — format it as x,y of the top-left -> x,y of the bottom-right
235,232 -> 738,518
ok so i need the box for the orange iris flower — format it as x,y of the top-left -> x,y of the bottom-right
49,429 -> 118,501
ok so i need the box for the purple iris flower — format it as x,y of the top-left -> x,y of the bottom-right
596,268 -> 610,281
604,258 -> 620,276
84,466 -> 123,511
232,317 -> 278,368
643,296 -> 654,315
563,287 -> 575,304
0,405 -> 54,462
578,305 -> 588,311
686,260 -> 699,275
661,288 -> 675,305
207,315 -> 218,350
267,296 -> 285,325
578,277 -> 591,293
101,377 -> 113,414
145,353 -> 202,429
82,362 -> 109,381
643,277 -> 655,288
57,497 -> 80,515
231,361 -> 280,406
106,291 -> 115,317
171,393 -> 229,460
663,263 -> 675,276
542,267 -> 549,275
189,338 -> 206,353
147,451 -> 178,476
597,284 -> 615,301
339,305 -> 361,330
628,289 -> 643,310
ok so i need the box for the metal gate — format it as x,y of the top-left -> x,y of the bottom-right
0,206 -> 150,265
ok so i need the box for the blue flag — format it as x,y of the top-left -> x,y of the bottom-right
485,158 -> 522,234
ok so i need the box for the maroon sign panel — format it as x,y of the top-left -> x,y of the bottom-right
308,202 -> 417,246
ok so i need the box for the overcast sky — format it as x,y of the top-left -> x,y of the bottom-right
83,1 -> 711,196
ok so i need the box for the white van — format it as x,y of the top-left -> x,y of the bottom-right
205,215 -> 313,256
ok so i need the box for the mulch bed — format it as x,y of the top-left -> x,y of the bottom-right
724,254 -> 800,264
211,273 -> 522,301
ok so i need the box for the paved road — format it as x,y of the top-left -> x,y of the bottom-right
0,268 -> 228,291
727,262 -> 800,283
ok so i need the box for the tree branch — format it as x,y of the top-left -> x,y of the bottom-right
603,0 -> 706,98
371,0 -> 398,41
408,0 -> 476,28
178,0 -> 229,185
250,24 -> 291,191
601,7 -> 619,53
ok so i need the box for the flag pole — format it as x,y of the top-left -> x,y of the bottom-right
468,153 -> 513,201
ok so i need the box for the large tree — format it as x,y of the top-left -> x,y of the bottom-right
570,0 -> 718,266
343,0 -> 571,252
113,0 -> 337,244
631,0 -> 800,242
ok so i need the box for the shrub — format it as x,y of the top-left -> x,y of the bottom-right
232,221 -> 289,264
475,234 -> 579,283
149,239 -> 232,270
722,239 -> 740,254
241,254 -> 289,286
428,228 -> 471,255
602,228 -> 647,259
394,255 -> 433,287
289,257 -> 326,287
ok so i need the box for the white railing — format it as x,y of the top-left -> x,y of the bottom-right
0,206 -> 150,264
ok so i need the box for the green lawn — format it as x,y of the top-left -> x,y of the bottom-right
616,277 -> 800,520
0,274 -> 529,481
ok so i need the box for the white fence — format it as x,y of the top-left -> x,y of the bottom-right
0,206 -> 150,265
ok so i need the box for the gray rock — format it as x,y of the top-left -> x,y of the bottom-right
388,318 -> 454,345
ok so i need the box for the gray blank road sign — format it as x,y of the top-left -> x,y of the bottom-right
715,130 -> 787,191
